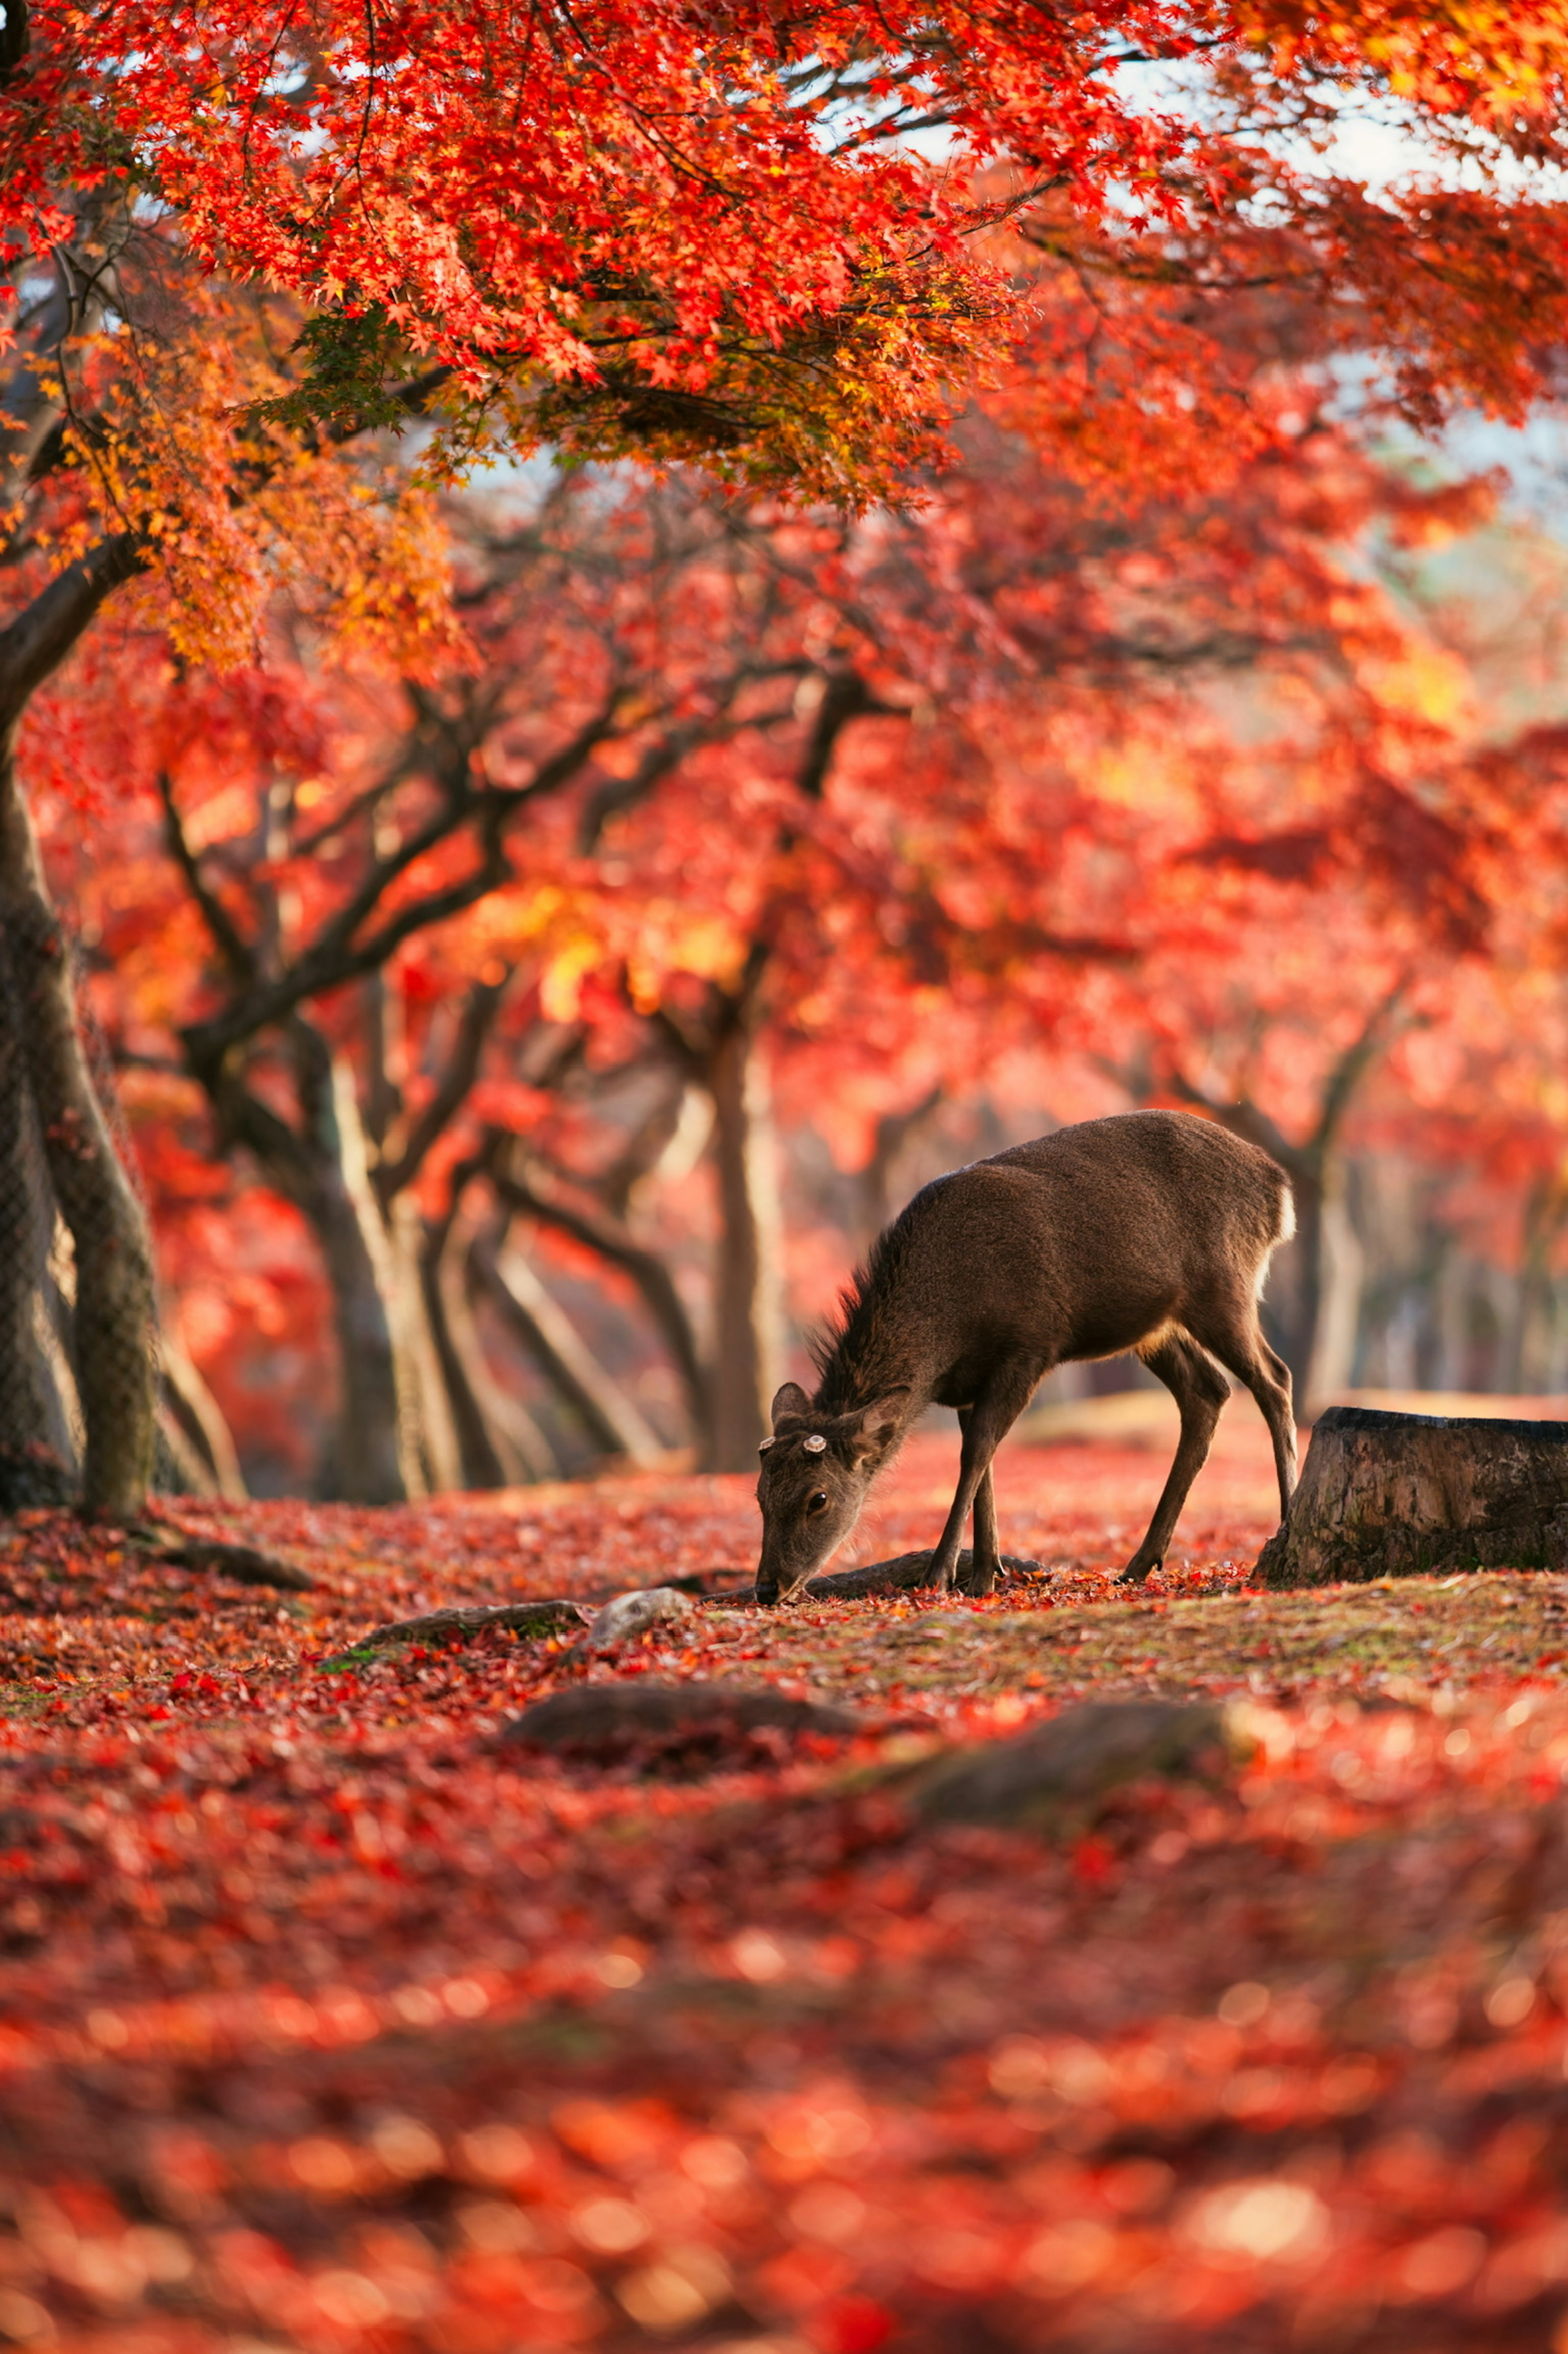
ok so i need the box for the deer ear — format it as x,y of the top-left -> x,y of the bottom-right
770,1381 -> 812,1431
846,1392 -> 907,1463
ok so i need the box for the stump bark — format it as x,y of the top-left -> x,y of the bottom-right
1256,1404 -> 1568,1587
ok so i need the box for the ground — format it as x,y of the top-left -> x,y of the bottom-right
4,1413 -> 1568,2353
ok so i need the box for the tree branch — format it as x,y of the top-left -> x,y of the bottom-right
156,770 -> 258,983
0,535 -> 143,728
374,972 -> 509,1207
1310,973 -> 1412,1157
485,1136 -> 709,1441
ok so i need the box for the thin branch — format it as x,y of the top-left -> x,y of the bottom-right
156,770 -> 258,983
485,1136 -> 709,1438
0,535 -> 143,727
374,973 -> 509,1207
1310,973 -> 1412,1156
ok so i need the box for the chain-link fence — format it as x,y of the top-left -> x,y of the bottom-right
0,922 -> 189,1515
0,938 -> 83,1507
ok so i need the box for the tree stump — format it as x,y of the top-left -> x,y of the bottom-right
1255,1404 -> 1568,1587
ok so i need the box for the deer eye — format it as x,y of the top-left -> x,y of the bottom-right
806,1491 -> 829,1514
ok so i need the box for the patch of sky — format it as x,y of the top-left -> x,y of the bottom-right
1106,60 -> 1568,539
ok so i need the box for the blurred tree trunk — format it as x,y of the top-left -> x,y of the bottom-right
859,1085 -> 944,1244
159,1327 -> 248,1501
301,1075 -> 415,1504
420,1212 -> 556,1487
387,1192 -> 462,1491
704,1010 -> 784,1469
1168,980 -> 1406,1413
471,1229 -> 664,1466
488,1137 -> 711,1456
654,951 -> 784,1471
202,1019 -> 415,1504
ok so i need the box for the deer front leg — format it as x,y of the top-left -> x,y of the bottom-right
930,1368 -> 1036,1596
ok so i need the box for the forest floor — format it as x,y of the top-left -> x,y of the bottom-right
4,1414 -> 1568,2353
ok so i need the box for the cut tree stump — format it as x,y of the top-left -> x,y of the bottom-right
1255,1404 -> 1568,1587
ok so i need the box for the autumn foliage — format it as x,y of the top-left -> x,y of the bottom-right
5,1432 -> 1568,2350
11,5 -> 1568,2347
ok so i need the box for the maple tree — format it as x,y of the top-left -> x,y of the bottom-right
9,0 -> 1568,1511
53,376 -> 1566,1500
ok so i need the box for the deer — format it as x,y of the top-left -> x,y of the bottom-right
754,1109 -> 1298,1605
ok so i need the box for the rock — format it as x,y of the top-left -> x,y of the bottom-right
800,1550 -> 1042,1601
909,1699 -> 1232,1831
502,1679 -> 864,1758
583,1586 -> 694,1648
353,1599 -> 588,1652
1256,1405 -> 1568,1586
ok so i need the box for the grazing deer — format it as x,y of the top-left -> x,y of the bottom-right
754,1110 -> 1296,1604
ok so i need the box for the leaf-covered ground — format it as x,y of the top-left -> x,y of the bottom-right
4,1417 -> 1568,2353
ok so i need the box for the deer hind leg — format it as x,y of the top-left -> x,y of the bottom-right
1184,1299 -> 1298,1521
1118,1331 -> 1229,1584
930,1360 -> 1040,1597
970,1457 -> 1000,1597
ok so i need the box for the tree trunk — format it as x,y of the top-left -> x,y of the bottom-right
488,1150 -> 711,1455
159,1327 -> 248,1501
252,1044 -> 414,1506
859,1085 -> 943,1243
387,1192 -> 461,1492
1256,1404 -> 1568,1585
1304,1177 -> 1363,1407
312,1058 -> 423,1504
472,1234 -> 664,1467
311,1183 -> 408,1501
706,1021 -> 784,1470
0,731 -> 157,1517
422,1219 -> 556,1486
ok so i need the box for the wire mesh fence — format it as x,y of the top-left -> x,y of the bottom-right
0,924 -> 168,1514
0,939 -> 81,1507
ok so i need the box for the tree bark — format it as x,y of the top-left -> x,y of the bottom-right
0,731 -> 157,1517
388,1191 -> 461,1491
706,1019 -> 784,1470
203,1025 -> 419,1505
307,1058 -> 416,1504
1256,1404 -> 1568,1585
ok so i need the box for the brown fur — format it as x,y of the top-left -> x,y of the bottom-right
755,1109 -> 1296,1603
